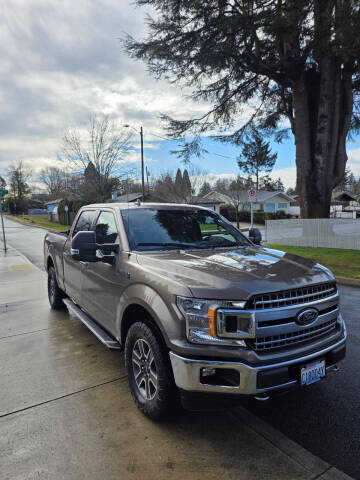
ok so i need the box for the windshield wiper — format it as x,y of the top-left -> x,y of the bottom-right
205,243 -> 247,249
135,242 -> 202,249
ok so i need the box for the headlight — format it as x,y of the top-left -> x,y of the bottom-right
176,296 -> 248,346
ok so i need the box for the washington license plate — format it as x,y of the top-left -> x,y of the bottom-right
301,360 -> 325,386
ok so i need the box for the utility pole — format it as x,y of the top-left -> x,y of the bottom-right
0,191 -> 8,251
124,124 -> 145,201
146,166 -> 150,194
140,126 -> 145,201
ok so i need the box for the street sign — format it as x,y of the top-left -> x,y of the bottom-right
0,189 -> 8,196
248,188 -> 257,202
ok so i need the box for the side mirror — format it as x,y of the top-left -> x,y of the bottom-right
249,228 -> 262,245
71,231 -> 98,262
71,231 -> 120,262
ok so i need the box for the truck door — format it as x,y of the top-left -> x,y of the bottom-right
81,209 -> 126,335
63,209 -> 97,304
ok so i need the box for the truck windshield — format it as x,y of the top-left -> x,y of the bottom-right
121,208 -> 251,251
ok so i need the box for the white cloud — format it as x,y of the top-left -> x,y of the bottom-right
269,167 -> 296,188
347,147 -> 360,176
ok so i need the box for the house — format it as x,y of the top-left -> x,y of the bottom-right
201,190 -> 294,214
45,198 -> 62,222
331,191 -> 357,207
190,196 -> 225,214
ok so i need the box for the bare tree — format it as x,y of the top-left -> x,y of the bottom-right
62,115 -> 133,201
227,176 -> 247,229
39,167 -> 67,195
7,161 -> 32,213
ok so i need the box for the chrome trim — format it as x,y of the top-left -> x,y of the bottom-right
251,319 -> 338,351
254,287 -> 336,308
216,309 -> 255,339
247,292 -> 339,313
169,330 -> 346,395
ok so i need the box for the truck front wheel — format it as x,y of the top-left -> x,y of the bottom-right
125,321 -> 177,420
48,266 -> 65,310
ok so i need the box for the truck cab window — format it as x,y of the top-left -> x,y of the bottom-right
72,210 -> 97,236
95,211 -> 119,245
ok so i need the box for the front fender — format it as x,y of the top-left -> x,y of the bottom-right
116,283 -> 185,348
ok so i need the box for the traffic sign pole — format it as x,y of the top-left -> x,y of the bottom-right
247,188 -> 257,230
0,197 -> 7,251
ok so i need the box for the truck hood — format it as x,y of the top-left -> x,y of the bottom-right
136,246 -> 335,300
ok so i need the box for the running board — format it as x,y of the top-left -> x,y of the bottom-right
63,298 -> 121,350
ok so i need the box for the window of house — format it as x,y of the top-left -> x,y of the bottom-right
278,203 -> 288,209
264,203 -> 275,213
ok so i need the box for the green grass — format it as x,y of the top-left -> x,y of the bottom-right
6,214 -> 69,232
268,244 -> 360,280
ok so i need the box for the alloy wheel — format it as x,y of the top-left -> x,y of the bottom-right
131,338 -> 158,400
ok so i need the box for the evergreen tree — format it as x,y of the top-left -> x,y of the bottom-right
182,169 -> 192,202
0,175 -> 6,189
174,168 -> 183,199
125,1 -> 360,218
198,181 -> 211,197
237,130 -> 277,190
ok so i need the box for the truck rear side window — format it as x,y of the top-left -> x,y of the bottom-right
72,210 -> 97,236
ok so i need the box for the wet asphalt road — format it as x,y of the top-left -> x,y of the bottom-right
1,216 -> 359,478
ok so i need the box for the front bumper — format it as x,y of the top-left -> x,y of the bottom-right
169,328 -> 346,396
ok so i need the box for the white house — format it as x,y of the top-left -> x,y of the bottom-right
202,190 -> 294,214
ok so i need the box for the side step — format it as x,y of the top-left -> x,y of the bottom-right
63,298 -> 121,350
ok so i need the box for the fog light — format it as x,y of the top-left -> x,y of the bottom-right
201,367 -> 216,377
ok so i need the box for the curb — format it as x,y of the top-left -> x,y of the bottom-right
4,215 -> 68,234
336,276 -> 360,288
230,406 -> 354,479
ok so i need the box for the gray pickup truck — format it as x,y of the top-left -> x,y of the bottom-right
44,202 -> 346,419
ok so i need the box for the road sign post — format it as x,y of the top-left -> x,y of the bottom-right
0,194 -> 7,251
248,188 -> 257,229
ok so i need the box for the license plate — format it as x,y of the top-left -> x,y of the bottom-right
301,360 -> 326,386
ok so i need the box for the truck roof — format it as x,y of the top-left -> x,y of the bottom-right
82,202 -> 212,212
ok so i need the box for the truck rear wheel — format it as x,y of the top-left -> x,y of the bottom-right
48,266 -> 65,310
125,321 -> 178,420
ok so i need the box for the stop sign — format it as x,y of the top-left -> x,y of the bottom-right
248,188 -> 257,202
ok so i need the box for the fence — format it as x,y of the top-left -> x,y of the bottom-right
265,218 -> 360,250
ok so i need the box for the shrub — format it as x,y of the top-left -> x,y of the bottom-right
58,199 -> 89,225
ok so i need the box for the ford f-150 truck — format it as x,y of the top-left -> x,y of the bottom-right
44,203 -> 346,419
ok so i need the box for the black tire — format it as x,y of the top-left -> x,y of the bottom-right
125,321 -> 178,420
48,265 -> 65,310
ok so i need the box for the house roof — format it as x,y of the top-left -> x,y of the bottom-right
331,191 -> 357,202
191,196 -> 224,205
44,198 -> 62,206
203,190 -> 294,203
115,192 -> 165,203
116,192 -> 143,202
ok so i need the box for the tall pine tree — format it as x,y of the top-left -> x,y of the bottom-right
237,130 -> 277,190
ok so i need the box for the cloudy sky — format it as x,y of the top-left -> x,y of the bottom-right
1,0 -> 360,189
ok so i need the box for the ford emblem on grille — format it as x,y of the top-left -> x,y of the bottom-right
296,308 -> 318,325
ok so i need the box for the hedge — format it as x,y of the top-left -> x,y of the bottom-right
220,206 -> 291,224
58,199 -> 89,225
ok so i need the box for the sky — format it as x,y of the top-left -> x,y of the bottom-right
1,0 -> 360,190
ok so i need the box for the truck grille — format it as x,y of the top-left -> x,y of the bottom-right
247,318 -> 338,352
247,282 -> 337,310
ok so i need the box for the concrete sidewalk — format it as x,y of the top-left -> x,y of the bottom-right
0,245 -> 353,480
